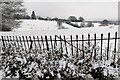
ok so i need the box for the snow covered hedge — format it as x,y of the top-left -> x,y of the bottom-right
0,43 -> 119,80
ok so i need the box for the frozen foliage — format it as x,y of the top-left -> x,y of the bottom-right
0,43 -> 119,80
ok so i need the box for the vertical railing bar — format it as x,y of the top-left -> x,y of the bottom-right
64,35 -> 68,54
1,36 -> 5,48
4,36 -> 8,46
19,36 -> 23,46
50,36 -> 53,53
41,36 -> 45,52
100,34 -> 103,60
94,34 -> 96,60
88,34 -> 91,57
107,33 -> 110,60
54,35 -> 57,49
114,32 -> 117,63
37,36 -> 42,51
13,36 -> 17,47
70,35 -> 73,56
22,36 -> 27,51
33,36 -> 37,51
26,36 -> 29,49
45,35 -> 49,51
9,36 -> 13,46
76,35 -> 78,57
7,36 -> 9,43
60,35 -> 63,53
4,36 -> 7,46
29,36 -> 33,50
82,35 -> 84,59
16,36 -> 19,47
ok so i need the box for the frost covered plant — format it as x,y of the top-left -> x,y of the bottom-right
0,43 -> 119,80
80,42 -> 119,80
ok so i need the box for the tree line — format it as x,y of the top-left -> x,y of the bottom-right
14,11 -> 36,20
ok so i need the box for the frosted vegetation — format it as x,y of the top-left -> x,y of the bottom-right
0,43 -> 119,80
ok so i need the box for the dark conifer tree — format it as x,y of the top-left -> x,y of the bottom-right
31,11 -> 36,19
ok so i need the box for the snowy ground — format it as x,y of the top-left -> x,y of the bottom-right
0,20 -> 118,37
0,20 -> 119,79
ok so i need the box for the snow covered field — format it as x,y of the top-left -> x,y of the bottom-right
0,20 -> 118,37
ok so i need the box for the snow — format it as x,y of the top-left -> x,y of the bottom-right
14,20 -> 77,31
0,20 -> 118,38
0,20 -> 119,79
93,23 -> 101,27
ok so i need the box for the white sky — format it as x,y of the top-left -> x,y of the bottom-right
24,0 -> 119,2
24,0 -> 119,21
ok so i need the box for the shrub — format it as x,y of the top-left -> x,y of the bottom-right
101,19 -> 109,26
68,16 -> 77,22
86,22 -> 94,27
0,43 -> 118,79
2,25 -> 12,31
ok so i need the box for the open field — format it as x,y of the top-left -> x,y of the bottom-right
0,20 -> 118,37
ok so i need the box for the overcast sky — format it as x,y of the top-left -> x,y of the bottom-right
24,0 -> 118,21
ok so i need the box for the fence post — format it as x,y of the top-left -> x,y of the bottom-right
50,36 -> 53,53
29,36 -> 33,50
82,34 -> 84,59
26,36 -> 29,49
64,35 -> 68,55
41,36 -> 45,52
22,36 -> 27,51
94,34 -> 96,60
45,35 -> 49,51
54,35 -> 57,49
7,36 -> 10,45
60,35 -> 63,53
70,35 -> 73,56
4,36 -> 7,46
16,36 -> 19,47
13,36 -> 17,47
9,36 -> 12,45
107,33 -> 110,60
88,34 -> 91,57
33,36 -> 37,51
19,36 -> 23,47
76,35 -> 78,57
114,32 -> 117,64
37,36 -> 42,51
1,36 -> 5,48
100,34 -> 103,60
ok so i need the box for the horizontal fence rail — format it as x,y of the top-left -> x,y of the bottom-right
0,32 -> 119,61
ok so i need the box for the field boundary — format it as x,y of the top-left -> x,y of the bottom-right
0,32 -> 118,61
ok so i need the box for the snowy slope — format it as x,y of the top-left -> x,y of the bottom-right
1,20 -> 118,37
14,20 -> 77,31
